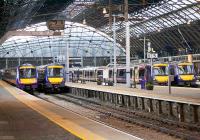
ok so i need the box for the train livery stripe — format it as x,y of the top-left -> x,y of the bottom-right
1,81 -> 108,140
19,66 -> 36,69
48,66 -> 64,68
153,64 -> 168,67
178,63 -> 193,66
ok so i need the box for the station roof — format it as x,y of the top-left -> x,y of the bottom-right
0,0 -> 200,58
1,21 -> 123,57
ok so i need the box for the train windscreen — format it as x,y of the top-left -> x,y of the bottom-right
153,66 -> 168,76
19,68 -> 36,78
48,68 -> 64,77
178,65 -> 193,75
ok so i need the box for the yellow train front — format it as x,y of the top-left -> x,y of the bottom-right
3,64 -> 38,91
177,62 -> 197,86
37,64 -> 66,93
153,63 -> 176,85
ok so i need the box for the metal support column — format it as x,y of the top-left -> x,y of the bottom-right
6,58 -> 8,69
18,57 -> 20,66
144,36 -> 146,62
81,49 -> 84,67
41,57 -> 43,65
65,42 -> 70,82
113,16 -> 117,86
125,0 -> 131,87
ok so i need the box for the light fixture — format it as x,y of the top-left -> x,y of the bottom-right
187,20 -> 192,25
103,8 -> 107,14
83,19 -> 86,25
157,27 -> 161,32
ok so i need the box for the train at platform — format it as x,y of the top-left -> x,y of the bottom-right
2,63 -> 38,91
2,63 -> 66,93
153,62 -> 197,86
37,63 -> 66,93
70,61 -> 197,87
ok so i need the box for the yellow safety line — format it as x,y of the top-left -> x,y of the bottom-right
1,81 -> 107,140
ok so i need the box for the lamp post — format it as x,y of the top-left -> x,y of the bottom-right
113,15 -> 117,86
103,1 -> 131,87
147,42 -> 155,77
139,36 -> 150,62
124,0 -> 131,88
65,40 -> 69,82
103,10 -> 119,86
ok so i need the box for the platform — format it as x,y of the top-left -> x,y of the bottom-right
66,82 -> 200,124
0,80 -> 141,140
66,82 -> 200,105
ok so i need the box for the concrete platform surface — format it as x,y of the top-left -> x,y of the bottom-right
0,81 -> 141,140
66,82 -> 200,105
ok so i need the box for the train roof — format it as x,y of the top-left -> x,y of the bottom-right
37,63 -> 64,69
178,62 -> 193,66
19,63 -> 36,69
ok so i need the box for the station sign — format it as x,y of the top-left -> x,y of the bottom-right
147,52 -> 158,59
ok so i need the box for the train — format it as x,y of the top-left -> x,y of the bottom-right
2,63 -> 38,91
2,63 -> 66,93
153,62 -> 197,86
37,63 -> 66,93
70,62 -> 197,87
70,64 -> 152,85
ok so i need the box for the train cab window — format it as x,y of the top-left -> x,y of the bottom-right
19,68 -> 36,78
48,68 -> 64,77
178,65 -> 193,75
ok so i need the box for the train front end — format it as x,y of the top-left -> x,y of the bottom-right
177,62 -> 197,86
45,64 -> 65,92
153,63 -> 173,85
17,64 -> 38,91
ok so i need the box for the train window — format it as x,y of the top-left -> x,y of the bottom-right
97,70 -> 103,76
19,68 -> 36,78
90,71 -> 94,76
118,69 -> 126,77
130,69 -> 132,77
109,70 -> 113,78
170,67 -> 175,75
178,65 -> 193,75
48,68 -> 64,77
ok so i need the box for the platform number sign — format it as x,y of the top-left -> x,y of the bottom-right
147,52 -> 158,59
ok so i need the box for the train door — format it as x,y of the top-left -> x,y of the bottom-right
97,69 -> 103,81
145,65 -> 152,82
109,68 -> 113,82
117,68 -> 126,83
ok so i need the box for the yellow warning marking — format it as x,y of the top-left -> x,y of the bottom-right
1,81 -> 107,140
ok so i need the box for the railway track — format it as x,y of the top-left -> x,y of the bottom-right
36,92 -> 200,140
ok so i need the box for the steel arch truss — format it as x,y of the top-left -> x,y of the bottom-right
0,21 -> 124,58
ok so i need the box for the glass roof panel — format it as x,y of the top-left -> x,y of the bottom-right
1,21 -> 124,58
